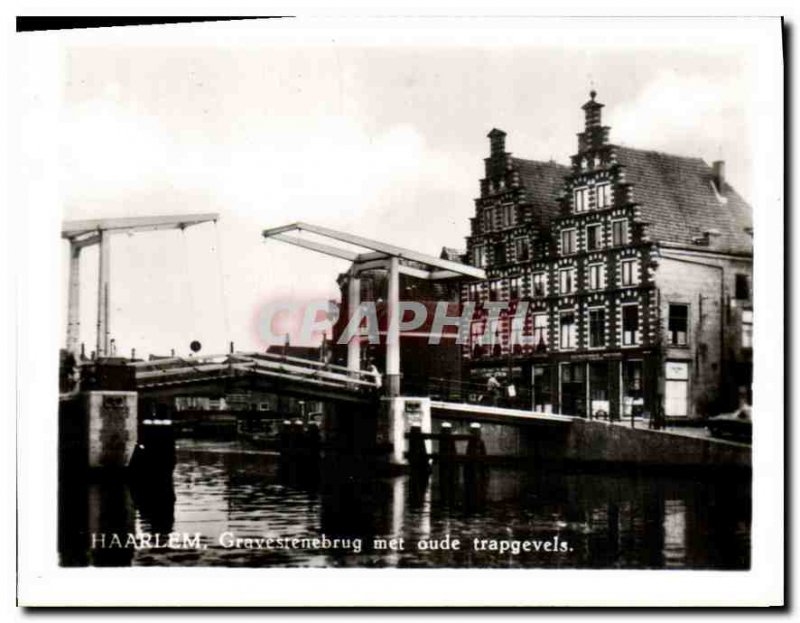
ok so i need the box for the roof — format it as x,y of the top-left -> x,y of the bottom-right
511,158 -> 571,229
440,246 -> 465,262
614,146 -> 753,254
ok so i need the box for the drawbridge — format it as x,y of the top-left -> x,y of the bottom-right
129,350 -> 379,405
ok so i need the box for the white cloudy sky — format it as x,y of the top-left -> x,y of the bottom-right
53,20 -> 763,357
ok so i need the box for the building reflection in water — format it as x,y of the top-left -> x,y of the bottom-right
59,477 -> 136,567
58,444 -> 751,569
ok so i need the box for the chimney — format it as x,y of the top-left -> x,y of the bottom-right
712,160 -> 725,192
487,128 -> 507,156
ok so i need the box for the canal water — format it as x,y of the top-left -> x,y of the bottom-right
60,440 -> 750,569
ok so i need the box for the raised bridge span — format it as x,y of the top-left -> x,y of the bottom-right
127,351 -> 379,405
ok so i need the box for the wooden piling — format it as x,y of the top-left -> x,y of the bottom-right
407,424 -> 429,474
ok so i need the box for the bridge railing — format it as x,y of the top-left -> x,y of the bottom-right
403,375 -> 533,409
230,353 -> 377,390
237,351 -> 377,384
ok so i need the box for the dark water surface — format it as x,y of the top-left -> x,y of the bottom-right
62,440 -> 750,569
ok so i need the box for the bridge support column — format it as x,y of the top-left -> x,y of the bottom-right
385,256 -> 401,397
346,272 -> 361,375
66,242 -> 82,357
96,230 -> 111,358
379,396 -> 431,470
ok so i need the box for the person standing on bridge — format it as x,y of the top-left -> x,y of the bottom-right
368,361 -> 383,390
486,373 -> 501,406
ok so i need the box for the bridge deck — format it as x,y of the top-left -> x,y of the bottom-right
129,351 -> 379,403
430,401 -> 575,423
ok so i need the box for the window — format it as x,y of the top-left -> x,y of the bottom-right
509,276 -> 521,300
483,209 -> 493,233
622,304 -> 639,346
559,312 -> 576,349
487,318 -> 502,357
532,272 -> 547,297
612,219 -> 628,246
514,238 -> 530,261
735,273 -> 750,300
621,259 -> 639,286
742,309 -> 753,348
622,361 -> 644,417
668,304 -> 689,346
559,268 -> 574,294
488,280 -> 501,302
493,242 -> 506,265
586,223 -> 602,251
533,313 -> 548,349
470,321 -> 485,358
561,229 -> 576,255
589,308 -> 606,348
574,187 -> 589,212
473,245 -> 486,268
588,263 -> 604,290
466,284 -> 479,302
501,205 -> 516,228
596,183 -> 612,208
532,365 -> 552,411
510,316 -> 524,352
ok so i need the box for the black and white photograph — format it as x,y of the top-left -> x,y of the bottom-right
13,14 -> 783,607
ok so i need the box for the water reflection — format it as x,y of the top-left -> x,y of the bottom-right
59,441 -> 750,569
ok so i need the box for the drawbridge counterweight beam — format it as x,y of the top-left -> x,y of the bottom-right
262,221 -> 485,398
63,213 -> 219,358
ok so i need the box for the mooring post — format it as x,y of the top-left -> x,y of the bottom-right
305,421 -> 321,458
438,422 -> 457,485
291,419 -> 305,456
466,422 -> 486,461
439,422 -> 456,465
279,419 -> 291,455
408,424 -> 429,474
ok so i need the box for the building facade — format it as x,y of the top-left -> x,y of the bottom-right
463,92 -> 753,421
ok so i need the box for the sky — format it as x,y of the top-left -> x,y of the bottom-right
56,23 -> 759,357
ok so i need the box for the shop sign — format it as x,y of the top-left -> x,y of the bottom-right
665,361 -> 689,380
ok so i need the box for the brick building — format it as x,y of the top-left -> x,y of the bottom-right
463,91 -> 753,421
